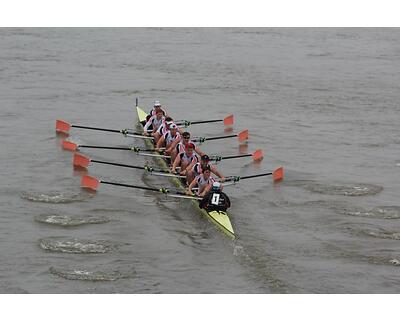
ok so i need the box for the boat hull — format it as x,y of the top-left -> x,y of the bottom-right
135,106 -> 235,239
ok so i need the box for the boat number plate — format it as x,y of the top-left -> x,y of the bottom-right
211,193 -> 220,205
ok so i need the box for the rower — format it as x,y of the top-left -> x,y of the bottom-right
169,131 -> 205,162
170,142 -> 199,176
143,108 -> 165,136
186,154 -> 225,184
199,182 -> 231,212
153,117 -> 174,143
187,164 -> 216,197
156,123 -> 181,155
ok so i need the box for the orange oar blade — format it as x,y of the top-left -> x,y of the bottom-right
252,149 -> 264,161
56,120 -> 71,133
273,167 -> 284,181
81,175 -> 100,190
223,115 -> 234,126
238,129 -> 249,142
62,140 -> 78,151
73,153 -> 91,168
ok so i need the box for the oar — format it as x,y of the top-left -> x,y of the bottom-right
55,120 -> 152,139
73,153 -> 179,176
223,167 -> 284,183
81,175 -> 202,200
175,115 -> 234,128
192,129 -> 248,144
211,149 -> 263,162
62,140 -> 162,153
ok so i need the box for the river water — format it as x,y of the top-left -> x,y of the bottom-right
1,28 -> 399,293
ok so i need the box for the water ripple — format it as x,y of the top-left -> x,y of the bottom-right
336,205 -> 400,219
305,183 -> 383,196
35,214 -> 111,226
39,237 -> 119,254
21,191 -> 93,203
49,266 -> 135,281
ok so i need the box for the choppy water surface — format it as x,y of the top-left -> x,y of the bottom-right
1,28 -> 399,293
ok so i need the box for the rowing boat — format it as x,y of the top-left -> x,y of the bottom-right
135,106 -> 236,239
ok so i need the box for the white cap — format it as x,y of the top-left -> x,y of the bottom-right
212,182 -> 221,190
154,100 -> 161,107
169,123 -> 178,130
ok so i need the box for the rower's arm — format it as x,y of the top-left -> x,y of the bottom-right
169,137 -> 180,151
194,146 -> 205,157
156,136 -> 165,149
199,184 -> 212,197
212,166 -> 225,181
187,179 -> 197,195
171,156 -> 180,173
185,160 -> 196,173
143,117 -> 153,135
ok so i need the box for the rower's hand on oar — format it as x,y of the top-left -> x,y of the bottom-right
186,190 -> 195,196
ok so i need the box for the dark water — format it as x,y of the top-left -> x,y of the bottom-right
1,28 -> 399,293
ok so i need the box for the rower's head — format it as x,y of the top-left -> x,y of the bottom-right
202,164 -> 211,178
185,142 -> 195,156
169,123 -> 178,134
155,108 -> 164,119
165,117 -> 173,129
212,181 -> 222,192
153,100 -> 162,109
182,131 -> 191,142
201,154 -> 210,164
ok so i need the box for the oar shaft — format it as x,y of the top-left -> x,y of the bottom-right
91,159 -> 145,170
71,124 -> 142,136
205,134 -> 237,141
79,145 -> 131,150
101,181 -> 160,192
189,119 -> 222,125
71,125 -> 121,133
239,172 -> 272,180
221,154 -> 251,160
87,157 -> 170,174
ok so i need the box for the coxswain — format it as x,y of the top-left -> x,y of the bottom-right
199,182 -> 231,212
156,123 -> 181,155
187,164 -> 216,197
170,142 -> 199,176
143,108 -> 165,136
186,154 -> 225,184
149,100 -> 167,117
169,131 -> 205,162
